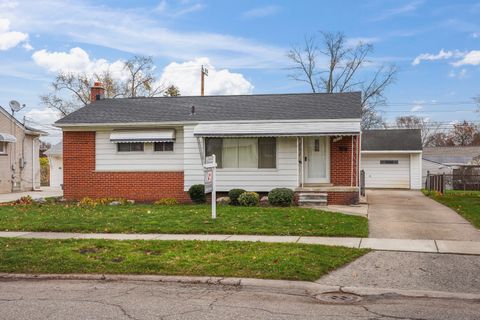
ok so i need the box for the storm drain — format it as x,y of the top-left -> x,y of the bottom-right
315,292 -> 362,304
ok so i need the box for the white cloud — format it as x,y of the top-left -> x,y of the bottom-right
448,68 -> 467,79
346,37 -> 379,47
154,0 -> 204,17
242,5 -> 281,18
410,100 -> 425,112
412,49 -> 463,65
451,50 -> 480,66
0,18 -> 29,51
32,47 -> 129,80
372,0 -> 424,21
159,57 -> 253,95
25,107 -> 59,125
471,32 -> 480,38
3,0 -> 287,69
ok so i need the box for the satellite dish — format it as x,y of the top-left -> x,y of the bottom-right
9,100 -> 23,112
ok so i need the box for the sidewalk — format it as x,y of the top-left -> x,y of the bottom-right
0,187 -> 63,203
1,231 -> 480,255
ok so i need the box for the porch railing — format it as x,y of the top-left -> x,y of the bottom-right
360,170 -> 365,197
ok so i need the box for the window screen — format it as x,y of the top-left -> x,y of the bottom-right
117,143 -> 144,152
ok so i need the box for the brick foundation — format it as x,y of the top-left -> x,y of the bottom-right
327,192 -> 359,205
63,131 -> 190,202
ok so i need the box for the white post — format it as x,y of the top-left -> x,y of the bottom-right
212,157 -> 216,219
301,137 -> 304,188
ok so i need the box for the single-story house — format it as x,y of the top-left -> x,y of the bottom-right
361,129 -> 422,189
0,105 -> 45,193
422,146 -> 480,188
44,141 -> 63,188
55,84 -> 363,205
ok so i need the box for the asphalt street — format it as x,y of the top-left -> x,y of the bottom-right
1,278 -> 479,320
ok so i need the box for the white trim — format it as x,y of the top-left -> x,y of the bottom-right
56,118 -> 362,129
362,150 -> 422,154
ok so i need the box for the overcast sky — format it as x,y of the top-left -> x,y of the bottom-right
0,0 -> 479,142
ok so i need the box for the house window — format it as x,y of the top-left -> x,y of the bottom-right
117,143 -> 144,152
0,142 -> 6,155
154,142 -> 174,152
380,160 -> 399,165
205,137 -> 276,169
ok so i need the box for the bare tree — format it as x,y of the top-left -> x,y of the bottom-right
394,116 -> 442,147
287,32 -> 396,129
450,121 -> 478,146
41,55 -> 167,116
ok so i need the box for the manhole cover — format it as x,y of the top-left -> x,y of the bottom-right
315,292 -> 362,304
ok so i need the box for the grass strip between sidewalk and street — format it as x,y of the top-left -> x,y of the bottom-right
0,204 -> 368,237
423,190 -> 480,229
0,238 -> 368,281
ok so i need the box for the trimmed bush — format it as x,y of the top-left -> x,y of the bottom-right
228,188 -> 247,206
238,192 -> 260,207
188,184 -> 206,203
268,188 -> 294,207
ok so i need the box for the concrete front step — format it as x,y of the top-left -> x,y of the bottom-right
298,192 -> 328,207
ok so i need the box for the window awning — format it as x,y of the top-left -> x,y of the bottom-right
110,129 -> 176,143
0,133 -> 16,143
193,121 -> 360,137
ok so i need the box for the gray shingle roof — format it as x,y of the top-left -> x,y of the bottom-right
362,129 -> 422,151
423,146 -> 480,165
55,92 -> 361,125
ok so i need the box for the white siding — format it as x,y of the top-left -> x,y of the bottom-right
183,126 -> 298,192
95,129 -> 184,171
361,153 -> 410,189
410,153 -> 422,189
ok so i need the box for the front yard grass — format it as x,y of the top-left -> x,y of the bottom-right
0,204 -> 368,237
423,190 -> 480,229
0,238 -> 368,281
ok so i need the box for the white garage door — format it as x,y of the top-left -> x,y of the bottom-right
362,154 -> 410,189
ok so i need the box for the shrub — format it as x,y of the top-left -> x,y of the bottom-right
188,184 -> 206,203
78,197 -> 128,206
238,192 -> 259,206
228,188 -> 247,206
268,188 -> 294,207
154,198 -> 178,205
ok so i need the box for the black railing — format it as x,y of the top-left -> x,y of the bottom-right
360,170 -> 365,197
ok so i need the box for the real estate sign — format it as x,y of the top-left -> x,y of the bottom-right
204,155 -> 217,219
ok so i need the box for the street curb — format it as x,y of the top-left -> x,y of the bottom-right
1,273 -> 479,301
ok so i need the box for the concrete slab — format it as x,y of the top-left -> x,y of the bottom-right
436,240 -> 480,255
156,234 -> 230,241
367,190 -> 480,241
74,233 -> 161,240
322,204 -> 368,217
0,187 -> 63,203
17,232 -> 78,239
226,235 -> 300,243
297,237 -> 361,248
0,231 -> 30,238
360,238 -> 438,252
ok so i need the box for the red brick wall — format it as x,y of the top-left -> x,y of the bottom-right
63,131 -> 189,202
328,192 -> 359,205
330,135 -> 359,187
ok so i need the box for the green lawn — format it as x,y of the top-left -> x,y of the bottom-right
423,190 -> 480,229
0,204 -> 368,237
0,238 -> 368,281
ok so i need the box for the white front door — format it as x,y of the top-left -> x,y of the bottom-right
304,137 -> 330,184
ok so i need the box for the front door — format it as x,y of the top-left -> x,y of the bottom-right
304,137 -> 329,184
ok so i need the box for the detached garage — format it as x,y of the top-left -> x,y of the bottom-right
361,129 -> 422,189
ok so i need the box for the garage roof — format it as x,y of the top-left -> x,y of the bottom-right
362,129 -> 422,151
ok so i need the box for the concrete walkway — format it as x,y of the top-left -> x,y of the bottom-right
1,231 -> 480,255
368,189 -> 480,240
0,187 -> 63,203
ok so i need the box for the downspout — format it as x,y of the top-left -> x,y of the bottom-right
32,137 -> 40,190
296,137 -> 299,187
301,137 -> 304,188
351,136 -> 354,187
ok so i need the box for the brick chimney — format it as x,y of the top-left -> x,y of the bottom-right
90,82 -> 105,102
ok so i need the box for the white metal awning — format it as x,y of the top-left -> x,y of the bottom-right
193,121 -> 360,137
110,129 -> 176,143
0,133 -> 16,143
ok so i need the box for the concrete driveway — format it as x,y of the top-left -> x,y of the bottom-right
368,189 -> 480,240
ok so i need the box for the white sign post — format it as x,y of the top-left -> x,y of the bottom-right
204,155 -> 217,219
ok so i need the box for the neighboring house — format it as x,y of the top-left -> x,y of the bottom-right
361,129 -> 422,189
0,106 -> 45,193
44,141 -> 63,188
55,84 -> 362,205
422,146 -> 480,183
